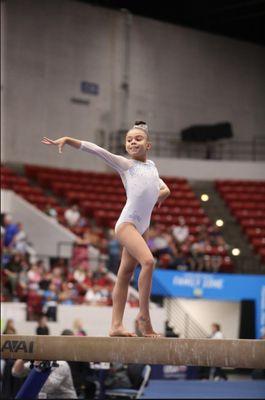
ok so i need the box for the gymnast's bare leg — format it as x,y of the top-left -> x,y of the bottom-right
109,244 -> 138,337
109,222 -> 160,337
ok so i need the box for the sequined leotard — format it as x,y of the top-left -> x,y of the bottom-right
80,141 -> 165,235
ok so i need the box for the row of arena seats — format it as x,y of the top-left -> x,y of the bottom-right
4,164 -> 264,268
1,166 -> 63,213
2,165 -> 206,226
215,179 -> 265,263
22,164 -> 206,227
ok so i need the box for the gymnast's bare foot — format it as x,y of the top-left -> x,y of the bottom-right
135,315 -> 162,338
109,326 -> 137,337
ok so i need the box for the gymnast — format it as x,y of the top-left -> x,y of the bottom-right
41,121 -> 171,337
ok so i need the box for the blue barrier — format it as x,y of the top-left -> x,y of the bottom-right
15,361 -> 56,400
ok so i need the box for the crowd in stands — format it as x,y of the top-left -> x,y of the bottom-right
1,212 -> 139,315
44,203 -> 233,274
1,208 -> 233,309
147,217 -> 231,272
60,203 -> 233,273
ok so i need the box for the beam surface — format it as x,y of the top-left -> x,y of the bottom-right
1,335 -> 265,369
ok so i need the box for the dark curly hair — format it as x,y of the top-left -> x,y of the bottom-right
134,120 -> 147,126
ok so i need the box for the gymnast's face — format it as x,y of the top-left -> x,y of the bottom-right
125,129 -> 151,160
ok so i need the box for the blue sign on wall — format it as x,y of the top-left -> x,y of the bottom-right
134,269 -> 265,339
80,81 -> 99,95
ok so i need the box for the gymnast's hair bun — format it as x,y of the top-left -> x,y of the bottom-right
133,121 -> 149,132
134,120 -> 147,126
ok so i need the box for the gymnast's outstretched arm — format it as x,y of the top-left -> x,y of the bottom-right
41,136 -> 133,174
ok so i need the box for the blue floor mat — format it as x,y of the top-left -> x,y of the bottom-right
141,379 -> 265,399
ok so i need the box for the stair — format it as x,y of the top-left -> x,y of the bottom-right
190,180 -> 263,274
164,298 -> 209,338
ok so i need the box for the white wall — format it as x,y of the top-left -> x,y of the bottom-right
1,189 -> 76,257
129,17 -> 265,139
1,297 -> 235,337
1,0 -> 122,169
1,302 -> 166,336
2,0 -> 265,169
153,157 -> 265,180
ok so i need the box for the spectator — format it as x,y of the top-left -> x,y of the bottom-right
61,329 -> 97,399
44,203 -> 58,220
42,283 -> 58,321
71,242 -> 90,270
152,226 -> 174,259
12,332 -> 78,399
84,286 -> 106,306
64,204 -> 80,227
10,222 -> 37,263
158,247 -> 188,270
93,265 -> 109,286
73,264 -> 92,293
27,262 -> 42,291
104,363 -> 132,390
39,270 -> 53,291
51,266 -> 63,291
58,282 -> 77,305
190,229 -> 209,270
209,323 -> 223,339
73,318 -> 87,336
17,260 -> 30,301
165,320 -> 179,338
173,248 -> 189,270
2,358 -> 24,399
210,254 -> 222,273
4,254 -> 24,297
172,216 -> 189,245
75,227 -> 107,272
36,315 -> 50,335
3,318 -> 17,334
2,214 -> 19,248
10,222 -> 27,252
208,323 -> 227,380
1,319 -> 22,397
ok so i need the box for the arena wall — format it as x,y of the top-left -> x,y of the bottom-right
2,0 -> 265,169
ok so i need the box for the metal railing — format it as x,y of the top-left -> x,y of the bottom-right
105,130 -> 265,161
164,298 -> 209,338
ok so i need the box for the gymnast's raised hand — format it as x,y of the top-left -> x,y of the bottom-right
41,136 -> 81,153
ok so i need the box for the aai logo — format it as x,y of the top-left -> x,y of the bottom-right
1,340 -> 34,353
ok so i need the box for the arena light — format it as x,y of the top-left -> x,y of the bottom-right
201,194 -> 209,202
216,219 -> 224,227
232,248 -> 240,256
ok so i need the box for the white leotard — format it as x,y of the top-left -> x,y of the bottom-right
80,141 -> 165,235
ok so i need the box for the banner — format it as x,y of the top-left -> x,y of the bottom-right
134,269 -> 265,339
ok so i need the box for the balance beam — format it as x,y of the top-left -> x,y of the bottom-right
1,335 -> 264,369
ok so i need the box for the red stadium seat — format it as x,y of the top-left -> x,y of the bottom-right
216,179 -> 265,260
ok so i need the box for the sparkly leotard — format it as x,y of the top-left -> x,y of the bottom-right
80,141 -> 165,235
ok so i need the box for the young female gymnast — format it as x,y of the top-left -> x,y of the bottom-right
41,121 -> 171,337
